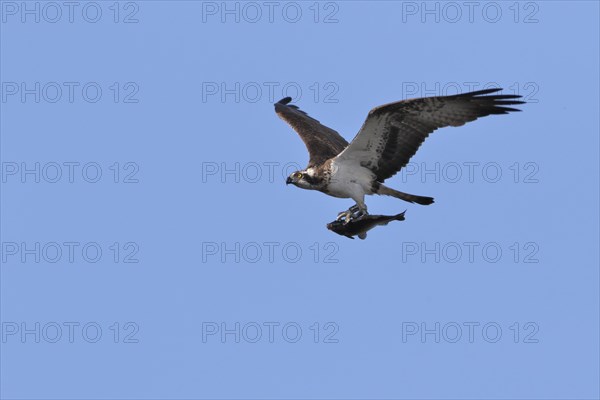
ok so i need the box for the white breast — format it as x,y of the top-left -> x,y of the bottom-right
327,159 -> 375,199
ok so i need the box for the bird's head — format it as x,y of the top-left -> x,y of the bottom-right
286,170 -> 314,189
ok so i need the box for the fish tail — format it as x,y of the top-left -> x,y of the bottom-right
393,211 -> 407,221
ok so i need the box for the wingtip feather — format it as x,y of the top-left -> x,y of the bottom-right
276,97 -> 292,105
454,88 -> 503,97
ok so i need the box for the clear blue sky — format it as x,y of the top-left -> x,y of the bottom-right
1,1 -> 599,399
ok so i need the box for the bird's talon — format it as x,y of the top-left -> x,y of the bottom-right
337,211 -> 353,224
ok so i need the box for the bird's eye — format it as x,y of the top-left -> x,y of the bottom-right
294,172 -> 303,179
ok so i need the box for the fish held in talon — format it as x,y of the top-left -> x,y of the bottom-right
326,212 -> 407,240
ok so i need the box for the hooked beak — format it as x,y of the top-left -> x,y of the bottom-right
286,176 -> 292,185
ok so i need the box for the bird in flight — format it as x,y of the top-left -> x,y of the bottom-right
275,88 -> 525,221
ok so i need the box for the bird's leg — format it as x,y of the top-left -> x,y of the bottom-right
349,204 -> 360,213
352,200 -> 368,220
336,203 -> 367,224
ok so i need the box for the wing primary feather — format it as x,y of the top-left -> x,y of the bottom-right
451,88 -> 502,97
274,99 -> 349,167
276,97 -> 292,105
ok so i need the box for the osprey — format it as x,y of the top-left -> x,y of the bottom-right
275,88 -> 524,220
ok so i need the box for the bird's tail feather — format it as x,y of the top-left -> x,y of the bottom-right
376,185 -> 434,205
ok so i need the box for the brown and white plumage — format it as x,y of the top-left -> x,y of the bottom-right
336,88 -> 524,182
275,88 -> 525,217
275,97 -> 348,167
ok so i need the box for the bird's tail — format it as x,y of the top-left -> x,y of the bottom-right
375,184 -> 434,205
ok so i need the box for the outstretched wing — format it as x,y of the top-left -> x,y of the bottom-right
275,97 -> 349,167
335,88 -> 525,182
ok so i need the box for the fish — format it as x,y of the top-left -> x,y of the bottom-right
326,211 -> 406,240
